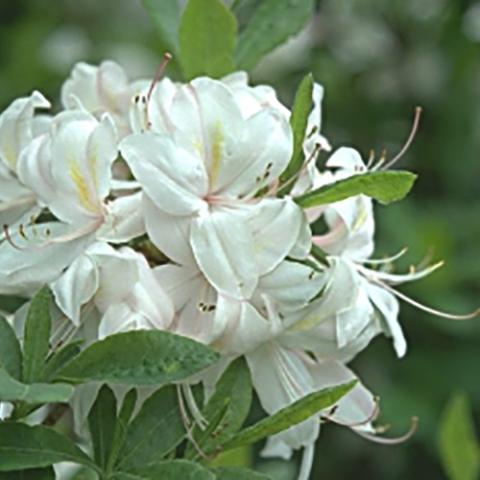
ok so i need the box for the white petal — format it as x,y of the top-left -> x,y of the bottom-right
155,263 -> 220,344
0,91 -> 50,171
247,197 -> 304,275
254,261 -> 325,314
246,343 -> 319,451
308,361 -> 377,429
99,192 -> 145,243
51,253 -> 99,326
190,207 -> 258,300
213,108 -> 293,198
169,78 -> 244,183
120,132 -> 208,216
0,222 -> 94,295
366,283 -> 406,358
143,195 -> 196,266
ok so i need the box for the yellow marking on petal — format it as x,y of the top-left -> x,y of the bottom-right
88,144 -> 98,191
209,122 -> 223,186
352,203 -> 368,232
69,159 -> 97,212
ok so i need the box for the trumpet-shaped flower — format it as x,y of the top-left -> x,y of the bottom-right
0,109 -> 143,295
0,91 -> 51,226
62,60 -> 148,138
50,242 -> 174,339
121,76 -> 310,300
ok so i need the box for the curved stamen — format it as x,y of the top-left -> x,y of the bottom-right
372,278 -> 480,320
354,416 -> 419,445
362,247 -> 409,265
358,260 -> 444,285
322,396 -> 380,428
275,142 -> 322,197
176,385 -> 209,460
146,52 -> 173,104
2,224 -> 24,250
382,107 -> 423,170
182,383 -> 208,431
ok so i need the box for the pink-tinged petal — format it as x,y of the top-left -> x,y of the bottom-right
190,207 -> 258,300
51,253 -> 99,326
120,132 -> 208,216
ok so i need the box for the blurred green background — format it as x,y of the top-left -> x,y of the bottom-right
0,0 -> 478,479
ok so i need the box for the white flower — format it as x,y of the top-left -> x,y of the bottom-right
121,76 -> 309,300
62,60 -> 148,138
0,91 -> 51,227
50,242 -> 174,339
0,109 -> 143,294
156,258 -> 323,355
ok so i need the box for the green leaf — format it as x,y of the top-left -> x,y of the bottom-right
142,0 -> 181,55
0,315 -> 22,379
0,367 -> 73,404
438,393 -> 480,480
0,423 -> 98,472
0,467 -> 55,480
222,381 -> 356,450
294,171 -> 417,208
188,357 -> 252,458
42,341 -> 83,382
114,460 -> 215,480
116,386 -> 185,471
22,286 -> 52,383
56,330 -> 219,385
88,385 -> 117,470
214,466 -> 272,480
106,389 -> 138,474
279,73 -> 314,195
235,0 -> 315,70
179,0 -> 237,80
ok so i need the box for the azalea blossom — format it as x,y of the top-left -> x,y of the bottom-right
50,242 -> 174,343
0,91 -> 51,228
62,60 -> 148,138
121,75 -> 310,301
0,108 -> 143,295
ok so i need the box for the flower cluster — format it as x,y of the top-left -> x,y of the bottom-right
0,60 -> 475,479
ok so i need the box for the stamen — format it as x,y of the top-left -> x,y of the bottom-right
322,397 -> 380,428
354,416 -> 419,445
362,247 -> 409,265
359,260 -> 444,285
366,149 -> 376,169
146,52 -> 173,104
274,142 -> 322,197
176,385 -> 209,460
182,383 -> 208,431
2,224 -> 24,250
383,107 -> 423,170
373,278 -> 480,320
